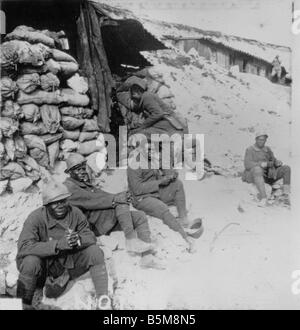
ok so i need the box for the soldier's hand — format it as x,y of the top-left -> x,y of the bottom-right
57,236 -> 72,251
275,160 -> 283,167
260,161 -> 268,169
159,176 -> 172,186
67,232 -> 80,248
113,192 -> 129,204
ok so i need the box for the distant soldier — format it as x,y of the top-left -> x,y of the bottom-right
271,55 -> 282,82
242,132 -> 291,206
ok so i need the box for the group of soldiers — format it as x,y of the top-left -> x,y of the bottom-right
15,77 -> 291,310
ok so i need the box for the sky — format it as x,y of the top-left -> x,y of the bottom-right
100,0 -> 293,47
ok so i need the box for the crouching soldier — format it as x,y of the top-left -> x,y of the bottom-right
64,153 -> 163,270
127,145 -> 203,253
127,76 -> 188,139
16,180 -> 110,310
242,132 -> 291,206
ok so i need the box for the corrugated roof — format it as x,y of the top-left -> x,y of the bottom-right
169,36 -> 273,66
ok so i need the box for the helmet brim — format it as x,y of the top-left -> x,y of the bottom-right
64,160 -> 87,174
43,192 -> 72,205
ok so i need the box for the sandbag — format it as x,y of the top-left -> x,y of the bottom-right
0,162 -> 25,180
4,138 -> 15,160
5,25 -> 55,47
82,117 -> 99,132
17,155 -> 40,172
0,117 -> 19,137
44,59 -> 61,75
157,85 -> 174,99
10,177 -> 33,193
21,104 -> 40,122
2,101 -> 23,119
24,134 -> 47,152
51,49 -> 77,63
59,106 -> 93,119
14,135 -> 27,158
58,62 -> 79,77
61,116 -> 85,130
0,77 -> 18,99
17,90 -> 65,105
20,121 -> 48,135
0,40 -> 20,71
0,40 -> 44,70
60,89 -> 89,106
77,140 -> 102,156
40,104 -> 61,133
48,141 -> 59,168
16,73 -> 40,93
40,133 -> 63,145
0,142 -> 5,159
67,73 -> 88,94
62,129 -> 80,141
30,43 -> 51,61
29,147 -> 49,168
60,139 -> 78,152
40,72 -> 60,91
79,131 -> 99,143
146,79 -> 161,94
0,142 -> 9,168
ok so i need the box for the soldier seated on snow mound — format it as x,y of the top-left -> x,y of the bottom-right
242,132 -> 291,207
63,153 -> 164,270
16,180 -> 111,310
126,76 -> 188,139
127,143 -> 204,254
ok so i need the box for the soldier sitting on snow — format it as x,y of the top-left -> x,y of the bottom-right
127,142 -> 204,253
242,132 -> 291,207
63,153 -> 164,270
16,179 -> 111,310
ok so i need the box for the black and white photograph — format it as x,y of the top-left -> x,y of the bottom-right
0,0 -> 299,313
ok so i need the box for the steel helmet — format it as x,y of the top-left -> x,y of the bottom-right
65,153 -> 87,173
42,179 -> 71,205
125,76 -> 147,91
255,132 -> 268,139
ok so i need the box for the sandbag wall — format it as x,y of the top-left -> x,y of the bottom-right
0,25 -> 102,193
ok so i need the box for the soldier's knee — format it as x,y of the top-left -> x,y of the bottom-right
251,166 -> 264,177
115,203 -> 130,216
20,256 -> 42,276
84,245 -> 105,266
132,210 -> 148,225
174,179 -> 184,190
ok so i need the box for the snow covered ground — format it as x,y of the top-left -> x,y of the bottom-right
0,45 -> 297,309
0,2 -> 298,309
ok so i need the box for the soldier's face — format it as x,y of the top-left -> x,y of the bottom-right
256,136 -> 267,148
71,164 -> 89,182
130,86 -> 143,102
47,199 -> 68,219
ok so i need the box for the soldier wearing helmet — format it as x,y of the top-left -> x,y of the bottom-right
63,153 -> 164,270
242,132 -> 291,206
16,179 -> 110,310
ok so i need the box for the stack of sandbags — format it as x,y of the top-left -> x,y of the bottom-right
0,25 -> 102,194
